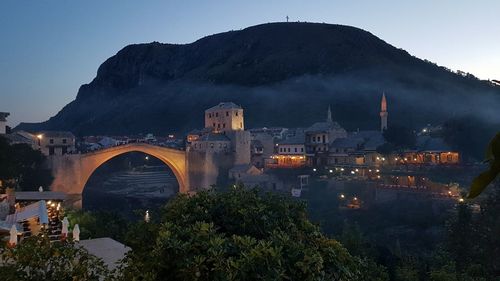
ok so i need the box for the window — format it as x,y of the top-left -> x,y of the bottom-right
226,111 -> 229,116
288,148 -> 291,152
301,148 -> 304,152
62,147 -> 67,155
210,143 -> 214,148
209,113 -> 211,118
217,124 -> 221,128
223,123 -> 226,128
294,148 -> 297,152
235,112 -> 238,116
49,147 -> 55,155
216,112 -> 219,117
322,135 -> 326,143
62,139 -> 67,144
50,139 -> 54,144
312,136 -> 316,142
213,123 -> 216,127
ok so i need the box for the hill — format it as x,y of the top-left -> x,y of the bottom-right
16,22 -> 500,157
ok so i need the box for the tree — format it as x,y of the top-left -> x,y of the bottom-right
0,235 -> 109,281
65,209 -> 129,242
382,126 -> 416,150
118,187 -> 366,280
0,136 -> 53,191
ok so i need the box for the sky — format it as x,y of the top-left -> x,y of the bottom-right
1,0 -> 499,127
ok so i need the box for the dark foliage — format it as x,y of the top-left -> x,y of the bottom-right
0,136 -> 53,191
118,187 -> 367,280
382,125 -> 416,150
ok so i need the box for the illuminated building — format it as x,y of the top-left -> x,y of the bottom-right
205,102 -> 244,132
35,131 -> 76,156
266,135 -> 306,168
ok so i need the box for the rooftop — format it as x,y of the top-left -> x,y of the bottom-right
416,136 -> 453,151
14,191 -> 67,201
205,102 -> 241,112
0,112 -> 9,122
306,121 -> 344,133
198,132 -> 231,142
38,131 -> 75,139
279,134 -> 305,145
79,237 -> 131,270
3,132 -> 35,144
330,136 -> 364,148
229,164 -> 258,173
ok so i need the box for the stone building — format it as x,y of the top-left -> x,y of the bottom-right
248,127 -> 283,168
266,134 -> 306,168
36,131 -> 76,156
0,112 -> 9,134
205,102 -> 244,132
190,133 -> 231,153
305,106 -> 347,166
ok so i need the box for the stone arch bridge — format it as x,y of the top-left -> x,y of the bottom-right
47,143 -> 228,208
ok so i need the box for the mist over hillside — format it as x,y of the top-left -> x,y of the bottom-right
16,22 -> 500,149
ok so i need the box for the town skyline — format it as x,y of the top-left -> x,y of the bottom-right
2,0 -> 500,127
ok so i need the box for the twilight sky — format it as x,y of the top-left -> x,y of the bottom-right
1,0 -> 499,127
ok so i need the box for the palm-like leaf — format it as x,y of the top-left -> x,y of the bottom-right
468,133 -> 500,198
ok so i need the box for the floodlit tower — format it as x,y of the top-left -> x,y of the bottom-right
380,93 -> 388,132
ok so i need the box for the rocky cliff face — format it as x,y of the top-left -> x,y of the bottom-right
17,22 -> 500,138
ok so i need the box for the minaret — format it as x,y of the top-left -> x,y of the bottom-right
380,93 -> 388,131
327,105 -> 333,123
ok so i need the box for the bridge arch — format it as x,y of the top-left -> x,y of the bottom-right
49,143 -> 189,207
79,143 -> 188,194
